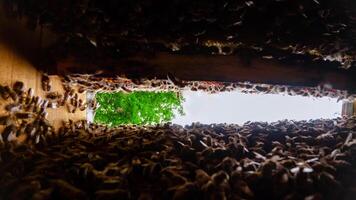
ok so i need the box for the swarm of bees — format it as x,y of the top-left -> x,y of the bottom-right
0,75 -> 355,199
65,73 -> 355,101
0,74 -> 90,146
0,78 -> 355,199
4,0 -> 356,68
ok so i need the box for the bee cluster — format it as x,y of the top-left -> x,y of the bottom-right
40,73 -> 91,113
0,74 -> 93,147
0,80 -> 53,146
3,0 -> 356,68
0,76 -> 355,200
0,110 -> 355,199
66,73 -> 355,101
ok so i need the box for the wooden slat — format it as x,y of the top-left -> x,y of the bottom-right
57,53 -> 356,93
0,38 -> 86,130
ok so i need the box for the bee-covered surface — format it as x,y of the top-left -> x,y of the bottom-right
0,2 -> 355,198
0,117 -> 355,199
0,36 -> 87,130
0,50 -> 355,199
2,1 -> 356,95
3,0 -> 356,69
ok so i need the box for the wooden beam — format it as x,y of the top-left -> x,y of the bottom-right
57,52 -> 356,93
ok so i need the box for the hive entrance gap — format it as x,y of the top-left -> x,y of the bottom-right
89,91 -> 184,126
172,90 -> 342,125
87,83 -> 344,126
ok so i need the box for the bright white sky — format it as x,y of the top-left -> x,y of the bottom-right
172,90 -> 342,125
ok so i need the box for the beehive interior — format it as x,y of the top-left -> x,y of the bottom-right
0,1 -> 356,200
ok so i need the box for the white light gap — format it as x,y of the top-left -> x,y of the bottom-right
172,90 -> 342,125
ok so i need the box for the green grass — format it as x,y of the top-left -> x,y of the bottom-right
94,91 -> 184,126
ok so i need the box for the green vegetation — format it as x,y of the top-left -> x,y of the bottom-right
94,91 -> 184,126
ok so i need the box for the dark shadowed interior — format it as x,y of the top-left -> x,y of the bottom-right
0,1 -> 355,200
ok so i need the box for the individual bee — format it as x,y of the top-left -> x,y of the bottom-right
13,81 -> 25,94
41,99 -> 49,109
9,89 -> 18,102
24,88 -> 34,104
0,85 -> 11,100
46,92 -> 62,100
59,91 -> 70,106
70,93 -> 79,107
78,99 -> 88,111
167,73 -> 185,87
41,73 -> 51,91
88,99 -> 97,110
121,86 -> 132,93
2,124 -> 17,142
15,112 -> 34,119
0,115 -> 12,126
78,86 -> 86,93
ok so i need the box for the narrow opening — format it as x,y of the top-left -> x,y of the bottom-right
90,86 -> 344,126
93,91 -> 183,126
172,90 -> 342,125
